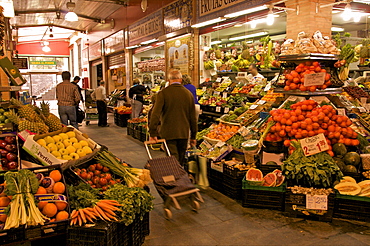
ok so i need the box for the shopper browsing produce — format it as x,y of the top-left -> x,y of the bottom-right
248,63 -> 265,84
149,69 -> 197,166
129,79 -> 147,119
182,74 -> 201,120
91,81 -> 109,127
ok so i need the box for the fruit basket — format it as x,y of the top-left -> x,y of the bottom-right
0,133 -> 20,171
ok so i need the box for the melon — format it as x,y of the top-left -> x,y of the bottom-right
343,152 -> 361,167
334,182 -> 362,195
358,180 -> 370,196
340,176 -> 357,183
273,169 -> 285,187
245,168 -> 264,186
263,173 -> 277,187
333,143 -> 347,157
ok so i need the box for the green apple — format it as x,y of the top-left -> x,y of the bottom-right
36,139 -> 47,147
47,143 -> 58,152
82,146 -> 93,154
51,150 -> 61,158
66,145 -> 76,154
62,155 -> 72,160
76,148 -> 86,157
44,136 -> 55,144
70,153 -> 80,160
59,133 -> 69,140
66,131 -> 76,138
73,142 -> 82,150
63,139 -> 72,147
59,148 -> 69,156
69,137 -> 78,144
79,140 -> 89,147
52,135 -> 62,143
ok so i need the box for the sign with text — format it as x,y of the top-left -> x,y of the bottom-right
166,35 -> 191,76
12,57 -> 28,69
164,0 -> 193,34
306,195 -> 328,210
300,133 -> 329,156
128,10 -> 163,46
29,61 -> 56,66
304,72 -> 325,87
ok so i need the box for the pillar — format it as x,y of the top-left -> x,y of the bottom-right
285,0 -> 335,39
125,49 -> 133,97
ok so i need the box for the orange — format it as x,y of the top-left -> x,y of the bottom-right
55,211 -> 69,221
0,197 -> 10,207
49,170 -> 62,182
42,203 -> 58,217
36,186 -> 47,194
0,214 -> 7,222
38,201 -> 48,210
55,201 -> 68,211
53,182 -> 66,194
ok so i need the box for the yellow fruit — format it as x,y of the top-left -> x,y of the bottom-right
55,210 -> 69,221
52,135 -> 62,143
76,149 -> 86,157
62,155 -> 72,160
47,143 -> 57,152
63,139 -> 72,147
59,148 -> 69,156
43,146 -> 50,152
73,142 -> 82,149
82,146 -> 93,154
44,136 -> 55,144
53,182 -> 65,194
51,150 -> 61,158
42,203 -> 58,217
70,153 -> 79,160
36,139 -> 47,147
49,170 -> 62,182
66,131 -> 76,138
56,142 -> 65,149
59,133 -> 69,140
66,145 -> 76,154
79,140 -> 88,147
69,137 -> 78,144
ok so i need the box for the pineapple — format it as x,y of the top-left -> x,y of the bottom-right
10,98 -> 44,123
40,101 -> 63,132
7,110 -> 41,133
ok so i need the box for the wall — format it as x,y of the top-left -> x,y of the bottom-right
16,40 -> 69,56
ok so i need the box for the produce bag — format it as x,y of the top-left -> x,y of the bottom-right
280,39 -> 297,55
197,156 -> 209,187
313,30 -> 329,54
295,31 -> 318,54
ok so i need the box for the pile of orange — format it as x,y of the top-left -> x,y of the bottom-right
266,100 -> 359,156
206,123 -> 240,142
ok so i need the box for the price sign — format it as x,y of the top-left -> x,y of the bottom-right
216,77 -> 222,82
250,104 -> 258,110
215,141 -> 225,147
202,86 -> 207,91
306,195 -> 328,210
365,104 -> 370,112
223,92 -> 228,98
264,83 -> 272,92
337,108 -> 346,116
214,91 -> 220,96
216,106 -> 221,112
361,97 -> 368,105
257,100 -> 266,105
304,72 -> 325,87
359,107 -> 367,113
288,96 -> 298,101
224,107 -> 230,113
222,77 -> 229,81
299,133 -> 329,156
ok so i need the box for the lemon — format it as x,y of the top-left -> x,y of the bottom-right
66,131 -> 76,138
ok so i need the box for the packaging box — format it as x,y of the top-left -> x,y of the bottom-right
22,127 -> 101,169
0,57 -> 27,86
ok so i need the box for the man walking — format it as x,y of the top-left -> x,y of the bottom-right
91,81 -> 109,127
129,79 -> 147,119
149,69 -> 197,166
56,71 -> 81,129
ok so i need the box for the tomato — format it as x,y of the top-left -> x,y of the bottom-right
101,186 -> 108,191
88,164 -> 96,172
94,170 -> 101,176
99,178 -> 108,186
92,177 -> 100,185
86,173 -> 92,180
96,163 -> 103,170
105,173 -> 112,181
102,167 -> 110,173
80,172 -> 88,180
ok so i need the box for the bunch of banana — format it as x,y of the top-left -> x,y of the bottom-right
204,60 -> 215,70
233,55 -> 251,68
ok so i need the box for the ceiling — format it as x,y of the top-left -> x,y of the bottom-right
10,0 -> 130,42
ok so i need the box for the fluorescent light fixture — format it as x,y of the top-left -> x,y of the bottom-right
266,8 -> 274,26
353,14 -> 361,22
191,17 -> 225,28
250,20 -> 257,29
234,24 -> 243,27
331,27 -> 344,32
210,40 -> 222,45
126,45 -> 140,49
155,41 -> 165,46
224,5 -> 267,18
43,41 -> 49,46
65,11 -> 78,22
140,39 -> 158,45
229,31 -> 268,41
342,3 -> 352,21
42,46 -> 51,52
332,10 -> 341,14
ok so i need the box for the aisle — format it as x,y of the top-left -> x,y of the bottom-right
80,116 -> 370,246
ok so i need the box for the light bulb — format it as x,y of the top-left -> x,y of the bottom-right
42,46 -> 51,52
342,3 -> 352,21
65,11 -> 78,22
266,9 -> 274,26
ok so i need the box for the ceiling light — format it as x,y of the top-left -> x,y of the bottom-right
191,17 -> 225,28
224,5 -> 267,18
229,31 -> 268,41
234,24 -> 243,27
342,3 -> 352,21
140,39 -> 158,45
212,21 -> 238,29
42,45 -> 51,52
250,20 -> 257,29
65,1 -> 78,22
353,14 -> 361,22
331,27 -> 344,32
43,41 -> 49,46
126,45 -> 140,49
210,40 -> 222,45
266,8 -> 274,26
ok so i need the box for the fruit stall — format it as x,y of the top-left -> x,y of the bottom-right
0,99 -> 154,246
194,31 -> 370,223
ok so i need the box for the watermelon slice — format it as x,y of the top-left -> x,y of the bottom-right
263,173 -> 277,187
245,168 -> 264,186
273,169 -> 285,187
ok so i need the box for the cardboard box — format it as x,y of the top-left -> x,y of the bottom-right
22,127 -> 101,169
0,57 -> 27,86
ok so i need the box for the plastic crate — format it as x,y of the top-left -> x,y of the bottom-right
334,194 -> 370,222
284,191 -> 334,222
242,179 -> 286,211
222,164 -> 247,180
133,129 -> 141,139
142,212 -> 150,237
208,168 -> 224,193
0,226 -> 25,245
259,164 -> 281,176
131,216 -> 144,246
140,132 -> 147,142
67,221 -> 131,246
25,220 -> 68,240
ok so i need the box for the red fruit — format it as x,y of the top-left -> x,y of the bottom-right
80,172 -> 88,180
88,164 -> 96,172
96,163 -> 103,170
99,178 -> 108,186
94,170 -> 101,176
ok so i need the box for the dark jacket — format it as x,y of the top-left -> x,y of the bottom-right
149,84 -> 197,140
129,85 -> 146,103
72,82 -> 84,102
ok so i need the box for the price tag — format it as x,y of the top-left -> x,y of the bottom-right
337,108 -> 346,116
214,91 -> 220,96
222,77 -> 229,81
365,104 -> 370,112
257,100 -> 266,105
359,107 -> 367,113
202,86 -> 207,91
304,72 -> 325,87
264,83 -> 272,92
306,195 -> 328,210
223,92 -> 228,98
288,96 -> 298,101
299,133 -> 329,156
224,107 -> 230,113
361,97 -> 368,105
216,77 -> 222,82
250,104 -> 258,110
216,106 -> 221,112
215,141 -> 225,147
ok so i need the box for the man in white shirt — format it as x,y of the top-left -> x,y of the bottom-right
248,64 -> 265,84
91,81 -> 109,127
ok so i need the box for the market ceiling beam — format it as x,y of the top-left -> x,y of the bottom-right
14,9 -> 102,23
84,0 -> 128,6
12,24 -> 85,33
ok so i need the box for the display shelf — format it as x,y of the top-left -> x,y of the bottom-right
274,88 -> 342,96
279,53 -> 339,61
0,86 -> 21,92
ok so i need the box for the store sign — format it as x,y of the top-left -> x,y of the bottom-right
166,35 -> 192,76
104,30 -> 124,55
164,0 -> 193,34
196,0 -> 270,23
12,57 -> 28,69
29,61 -> 56,65
128,10 -> 163,46
300,133 -> 329,157
137,58 -> 165,72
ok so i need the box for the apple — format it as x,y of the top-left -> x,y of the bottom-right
59,148 -> 69,156
4,136 -> 15,144
0,149 -> 8,157
66,131 -> 76,138
36,139 -> 47,147
56,142 -> 65,149
76,149 -> 86,157
69,138 -> 78,144
7,161 -> 18,170
1,158 -> 8,169
70,153 -> 79,160
6,152 -> 17,162
79,140 -> 88,147
73,142 -> 82,150
62,155 -> 72,160
44,136 -> 55,144
63,139 -> 72,148
52,135 -> 62,143
66,145 -> 76,154
59,133 -> 69,140
51,150 -> 61,158
5,144 -> 16,153
0,140 -> 7,148
47,143 -> 57,152
82,146 -> 93,154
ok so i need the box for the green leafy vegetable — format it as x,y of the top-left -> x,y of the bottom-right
67,182 -> 100,210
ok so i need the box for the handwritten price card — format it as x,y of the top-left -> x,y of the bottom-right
299,133 -> 329,156
304,72 -> 325,87
306,195 -> 328,210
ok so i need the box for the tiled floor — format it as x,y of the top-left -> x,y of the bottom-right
54,103 -> 370,246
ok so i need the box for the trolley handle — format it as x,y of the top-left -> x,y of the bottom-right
144,139 -> 171,159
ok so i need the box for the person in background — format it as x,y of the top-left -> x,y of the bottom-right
91,81 -> 109,127
248,63 -> 265,83
182,74 -> 201,120
56,71 -> 81,129
71,76 -> 84,119
129,79 -> 147,119
149,69 -> 197,166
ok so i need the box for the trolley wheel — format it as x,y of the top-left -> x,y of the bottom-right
86,121 -> 90,125
164,208 -> 172,219
191,200 -> 200,211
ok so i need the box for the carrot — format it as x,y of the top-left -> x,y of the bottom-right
100,207 -> 116,217
83,209 -> 97,220
93,206 -> 104,220
79,209 -> 87,224
84,212 -> 94,223
100,200 -> 122,206
70,217 -> 77,226
95,205 -> 111,221
70,209 -> 78,219
104,212 -> 118,221
97,202 -> 120,211
77,215 -> 82,226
